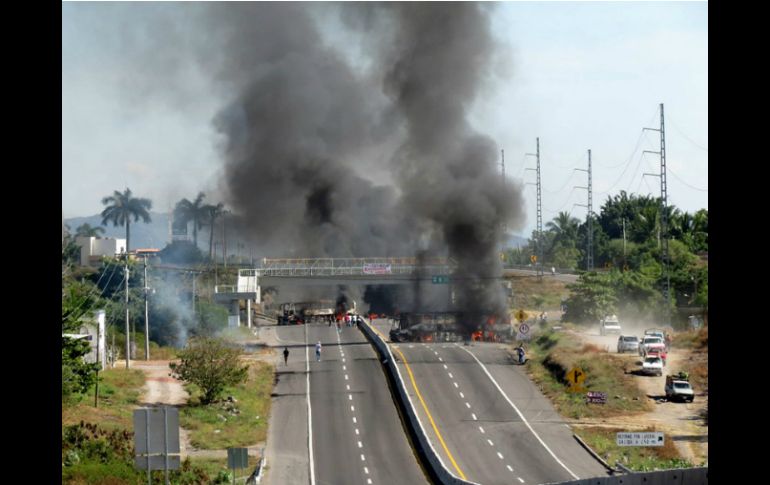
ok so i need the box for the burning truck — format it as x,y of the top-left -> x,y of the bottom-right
389,311 -> 512,343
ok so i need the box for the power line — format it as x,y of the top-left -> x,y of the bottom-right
668,166 -> 708,192
542,169 -> 578,194
543,186 -> 578,213
667,113 -> 708,151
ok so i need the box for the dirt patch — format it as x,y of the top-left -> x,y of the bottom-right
568,328 -> 708,465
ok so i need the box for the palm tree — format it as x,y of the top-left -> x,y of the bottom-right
101,188 -> 153,252
75,223 -> 106,238
175,192 -> 208,249
204,202 -> 225,261
546,211 -> 580,252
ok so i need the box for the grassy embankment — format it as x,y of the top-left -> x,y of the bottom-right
63,355 -> 275,484
180,358 -> 274,450
524,327 -> 703,470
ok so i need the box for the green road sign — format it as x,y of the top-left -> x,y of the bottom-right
432,275 -> 450,284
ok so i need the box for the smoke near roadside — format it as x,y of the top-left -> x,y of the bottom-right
85,3 -> 528,328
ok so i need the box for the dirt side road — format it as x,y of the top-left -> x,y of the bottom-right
566,327 -> 708,465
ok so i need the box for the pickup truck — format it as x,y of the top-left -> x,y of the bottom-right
600,315 -> 622,336
639,336 -> 666,356
665,374 -> 695,402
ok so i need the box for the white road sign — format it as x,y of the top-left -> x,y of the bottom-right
519,323 -> 530,334
616,432 -> 664,446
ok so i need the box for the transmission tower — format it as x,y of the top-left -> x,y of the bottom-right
643,103 -> 670,326
525,138 -> 543,277
575,149 -> 593,270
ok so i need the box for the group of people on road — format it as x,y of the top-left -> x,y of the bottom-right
281,340 -> 323,365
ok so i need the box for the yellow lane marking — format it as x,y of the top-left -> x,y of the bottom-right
391,345 -> 467,480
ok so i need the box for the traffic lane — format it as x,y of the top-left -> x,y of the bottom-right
264,325 -> 311,485
308,324 -> 367,485
454,343 -> 608,479
394,342 -> 522,485
396,342 -> 579,484
438,344 -> 586,483
343,326 -> 430,485
308,324 -> 428,485
371,318 -> 395,341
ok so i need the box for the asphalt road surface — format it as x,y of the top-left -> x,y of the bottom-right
264,323 -> 428,485
375,319 -> 607,485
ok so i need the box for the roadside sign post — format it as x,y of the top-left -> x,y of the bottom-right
134,407 -> 180,484
616,432 -> 665,446
565,367 -> 587,393
586,391 -> 607,404
432,275 -> 450,284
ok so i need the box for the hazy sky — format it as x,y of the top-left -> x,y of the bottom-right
62,1 -> 707,238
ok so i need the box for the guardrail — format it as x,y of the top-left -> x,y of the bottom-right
359,318 -> 480,485
544,466 -> 707,484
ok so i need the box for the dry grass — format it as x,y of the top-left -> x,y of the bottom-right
62,368 -> 146,430
507,275 -> 570,311
575,426 -> 696,470
525,331 -> 650,419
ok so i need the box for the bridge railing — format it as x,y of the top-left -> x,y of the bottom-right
253,258 -> 456,277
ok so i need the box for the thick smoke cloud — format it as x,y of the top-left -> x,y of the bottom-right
99,3 -> 527,328
208,3 -> 525,330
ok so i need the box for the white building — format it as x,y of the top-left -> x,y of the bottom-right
76,236 -> 127,267
63,310 -> 107,370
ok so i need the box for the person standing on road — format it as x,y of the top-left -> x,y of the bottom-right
315,341 -> 322,361
283,346 -> 289,366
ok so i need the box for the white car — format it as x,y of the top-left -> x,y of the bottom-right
641,356 -> 664,376
600,315 -> 622,335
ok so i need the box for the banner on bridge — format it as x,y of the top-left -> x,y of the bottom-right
363,263 -> 392,275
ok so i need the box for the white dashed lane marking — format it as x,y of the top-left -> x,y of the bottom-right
487,439 -> 494,446
497,452 -> 504,460
479,426 -> 485,434
507,465 -> 514,472
465,402 -> 471,409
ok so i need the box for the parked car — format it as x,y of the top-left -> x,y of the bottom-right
600,315 -> 622,336
617,335 -> 640,353
641,356 -> 664,376
639,336 -> 666,356
665,374 -> 695,402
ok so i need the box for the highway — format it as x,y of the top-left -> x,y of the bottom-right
263,323 -> 428,485
372,319 -> 607,485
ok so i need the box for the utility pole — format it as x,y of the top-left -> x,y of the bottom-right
124,258 -> 130,369
575,149 -> 593,270
643,103 -> 670,327
525,138 -> 543,277
144,255 -> 150,361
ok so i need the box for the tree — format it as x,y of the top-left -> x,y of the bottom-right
62,279 -> 101,398
62,226 -> 81,268
545,212 -> 580,248
101,188 -> 152,252
562,272 -> 617,325
169,337 -> 249,404
75,223 -> 106,238
204,202 -> 225,261
175,193 -> 208,249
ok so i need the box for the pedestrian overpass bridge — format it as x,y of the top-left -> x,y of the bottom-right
213,257 -> 456,327
213,257 -> 559,327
